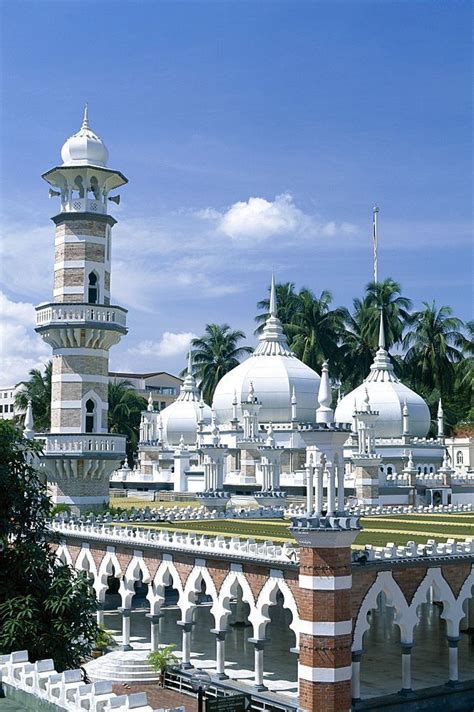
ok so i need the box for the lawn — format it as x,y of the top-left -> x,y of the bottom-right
126,513 -> 474,548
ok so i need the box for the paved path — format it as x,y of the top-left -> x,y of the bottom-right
113,683 -> 198,711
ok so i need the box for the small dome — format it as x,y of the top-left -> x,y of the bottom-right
335,313 -> 430,438
212,276 -> 320,423
161,355 -> 211,447
61,106 -> 109,167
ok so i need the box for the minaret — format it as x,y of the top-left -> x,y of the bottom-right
35,107 -> 128,513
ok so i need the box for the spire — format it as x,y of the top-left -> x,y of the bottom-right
81,103 -> 89,130
269,273 -> 277,317
247,381 -> 255,402
253,273 -> 293,357
147,392 -> 154,412
378,308 -> 385,350
316,361 -> 334,424
187,350 -> 192,376
177,350 -> 199,402
23,399 -> 34,440
266,421 -> 275,447
437,398 -> 444,439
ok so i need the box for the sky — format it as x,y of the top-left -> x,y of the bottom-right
0,0 -> 472,385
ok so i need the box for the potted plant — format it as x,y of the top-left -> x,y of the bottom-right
147,645 -> 179,687
92,624 -> 115,658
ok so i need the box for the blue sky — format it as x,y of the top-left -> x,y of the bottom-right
0,0 -> 472,384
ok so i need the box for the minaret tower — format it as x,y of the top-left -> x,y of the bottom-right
35,107 -> 128,513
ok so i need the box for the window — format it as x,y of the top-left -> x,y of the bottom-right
456,451 -> 464,465
0,405 -> 3,413
387,466 -> 393,475
85,399 -> 95,433
9,404 -> 14,412
88,272 -> 99,304
160,401 -> 166,410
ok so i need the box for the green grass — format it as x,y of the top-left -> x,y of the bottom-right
124,512 -> 474,548
108,498 -> 199,510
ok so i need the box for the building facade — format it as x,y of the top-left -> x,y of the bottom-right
109,371 -> 182,411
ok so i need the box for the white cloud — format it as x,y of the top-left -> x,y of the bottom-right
0,292 -> 50,386
129,331 -> 197,358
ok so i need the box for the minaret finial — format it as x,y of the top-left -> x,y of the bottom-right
378,308 -> 385,350
82,103 -> 89,130
187,350 -> 192,376
23,399 -> 34,440
373,205 -> 379,284
269,273 -> 277,318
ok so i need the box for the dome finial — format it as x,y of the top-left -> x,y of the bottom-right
82,103 -> 89,130
187,350 -> 192,376
269,273 -> 277,317
378,308 -> 385,350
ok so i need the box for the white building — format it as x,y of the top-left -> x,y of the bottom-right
0,385 -> 20,420
109,371 -> 182,411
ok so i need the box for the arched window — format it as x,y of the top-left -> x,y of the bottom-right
387,466 -> 393,475
429,466 -> 434,473
88,272 -> 99,304
423,466 -> 428,474
85,399 -> 95,433
456,451 -> 464,465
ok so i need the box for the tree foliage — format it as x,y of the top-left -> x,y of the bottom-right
188,324 -> 253,404
108,380 -> 147,466
15,361 -> 52,432
0,421 -> 99,670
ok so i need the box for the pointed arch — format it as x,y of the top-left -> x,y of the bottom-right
410,567 -> 468,637
214,570 -> 256,631
75,546 -> 98,580
55,541 -> 73,567
181,565 -> 219,624
96,549 -> 123,602
120,554 -> 152,608
253,574 -> 299,640
353,571 -> 413,650
150,559 -> 184,615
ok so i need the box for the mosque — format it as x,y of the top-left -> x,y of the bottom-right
125,287 -> 470,510
33,108 -> 473,513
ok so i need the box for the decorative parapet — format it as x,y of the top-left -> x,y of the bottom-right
49,520 -> 300,566
285,502 -> 473,518
354,538 -> 474,562
0,650 -> 169,711
290,512 -> 361,548
38,433 -> 126,457
36,302 -> 127,330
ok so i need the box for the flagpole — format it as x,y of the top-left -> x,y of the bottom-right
372,206 -> 379,283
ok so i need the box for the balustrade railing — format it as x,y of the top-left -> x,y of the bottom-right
36,303 -> 127,327
40,433 -> 126,455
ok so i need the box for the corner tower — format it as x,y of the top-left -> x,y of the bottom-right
35,107 -> 128,512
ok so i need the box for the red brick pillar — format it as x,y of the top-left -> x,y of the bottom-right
291,517 -> 360,712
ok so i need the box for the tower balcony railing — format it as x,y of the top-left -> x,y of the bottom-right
36,433 -> 126,456
36,303 -> 127,329
62,197 -> 107,214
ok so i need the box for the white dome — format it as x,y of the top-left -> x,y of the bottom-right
335,319 -> 430,438
212,280 -> 320,424
61,106 -> 109,167
161,359 -> 211,447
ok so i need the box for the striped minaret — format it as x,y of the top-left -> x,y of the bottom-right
291,462 -> 360,712
35,107 -> 128,513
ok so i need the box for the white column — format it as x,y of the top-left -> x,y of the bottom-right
211,629 -> 228,679
314,461 -> 323,515
447,637 -> 459,685
178,622 -> 193,669
352,651 -> 362,702
326,463 -> 336,516
250,639 -> 266,691
401,643 -> 412,693
118,608 -> 132,651
305,460 -> 314,514
146,613 -> 162,652
336,461 -> 345,513
96,603 -> 104,626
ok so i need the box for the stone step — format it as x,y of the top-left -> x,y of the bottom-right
85,650 -> 164,683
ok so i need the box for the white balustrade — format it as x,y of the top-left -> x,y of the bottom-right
36,303 -> 127,328
42,434 -> 126,455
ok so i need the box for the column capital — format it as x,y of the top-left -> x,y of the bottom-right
352,650 -> 363,663
447,636 -> 460,647
248,638 -> 267,650
146,613 -> 163,624
400,642 -> 413,654
210,628 -> 228,640
177,621 -> 194,632
117,607 -> 131,618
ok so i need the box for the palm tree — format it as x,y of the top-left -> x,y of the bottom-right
189,324 -> 253,404
403,302 -> 467,399
338,299 -> 377,389
286,289 -> 346,374
363,278 -> 412,349
255,281 -> 299,336
147,645 -> 179,686
108,380 -> 147,466
15,361 -> 52,431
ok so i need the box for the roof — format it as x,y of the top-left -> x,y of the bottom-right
109,371 -> 183,382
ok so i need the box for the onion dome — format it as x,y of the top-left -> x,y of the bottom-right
212,275 -> 320,424
335,311 -> 430,438
60,105 -> 109,167
161,353 -> 212,446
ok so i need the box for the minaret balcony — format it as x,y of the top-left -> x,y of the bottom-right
61,196 -> 107,214
37,433 -> 126,458
36,302 -> 127,333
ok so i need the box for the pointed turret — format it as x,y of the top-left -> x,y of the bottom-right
23,399 -> 34,440
269,273 -> 277,317
437,399 -> 444,440
147,392 -> 154,412
316,361 -> 334,424
253,274 -> 293,357
378,308 -> 385,350
81,103 -> 89,130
